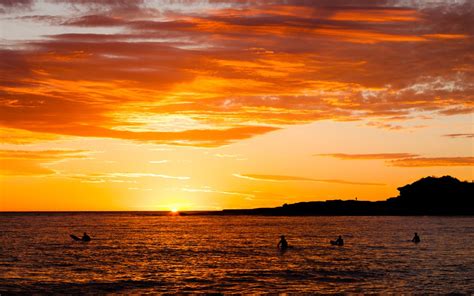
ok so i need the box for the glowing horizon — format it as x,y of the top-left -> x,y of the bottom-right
0,0 -> 473,211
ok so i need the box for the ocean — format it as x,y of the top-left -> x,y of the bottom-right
1,213 -> 473,294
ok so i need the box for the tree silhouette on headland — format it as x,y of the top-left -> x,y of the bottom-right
391,175 -> 473,209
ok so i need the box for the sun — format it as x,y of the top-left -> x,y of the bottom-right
167,204 -> 181,215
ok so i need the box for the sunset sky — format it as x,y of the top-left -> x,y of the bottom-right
0,0 -> 472,211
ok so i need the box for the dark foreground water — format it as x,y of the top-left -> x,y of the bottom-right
0,214 -> 473,294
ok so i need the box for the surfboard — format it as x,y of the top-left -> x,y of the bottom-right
70,234 -> 81,241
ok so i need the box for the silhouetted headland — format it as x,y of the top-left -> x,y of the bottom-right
215,176 -> 473,216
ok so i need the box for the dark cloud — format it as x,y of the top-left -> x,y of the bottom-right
0,50 -> 33,87
0,0 -> 32,8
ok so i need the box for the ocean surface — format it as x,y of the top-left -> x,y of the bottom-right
0,214 -> 473,294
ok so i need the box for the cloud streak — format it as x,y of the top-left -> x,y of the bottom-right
181,187 -> 254,198
0,149 -> 89,176
317,153 -> 419,160
443,133 -> 474,138
69,172 -> 190,183
233,174 -> 384,186
389,157 -> 474,167
318,153 -> 474,167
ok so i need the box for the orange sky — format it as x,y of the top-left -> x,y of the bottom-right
0,0 -> 473,211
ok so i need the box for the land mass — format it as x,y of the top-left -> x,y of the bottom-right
211,176 -> 474,216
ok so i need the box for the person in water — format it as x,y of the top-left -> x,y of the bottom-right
333,235 -> 344,246
82,232 -> 91,242
412,232 -> 420,243
277,235 -> 288,250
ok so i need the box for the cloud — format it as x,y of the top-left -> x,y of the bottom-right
128,187 -> 152,191
443,133 -> 474,138
63,14 -> 127,27
365,121 -> 427,131
0,149 -> 88,159
0,127 -> 59,144
69,172 -> 190,183
214,153 -> 241,158
233,174 -> 384,186
110,172 -> 190,180
389,157 -> 474,167
439,107 -> 474,115
0,159 -> 55,176
1,0 -> 143,8
0,0 -> 33,9
181,187 -> 254,198
149,160 -> 168,164
53,0 -> 144,6
317,153 -> 474,167
317,153 -> 419,160
16,125 -> 279,147
1,0 -> 473,146
365,122 -> 403,131
0,149 -> 89,176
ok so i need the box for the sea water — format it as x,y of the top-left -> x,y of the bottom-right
0,214 -> 473,294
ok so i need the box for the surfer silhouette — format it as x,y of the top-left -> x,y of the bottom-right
277,235 -> 288,251
70,232 -> 91,242
331,235 -> 344,246
412,232 -> 420,243
82,232 -> 91,242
